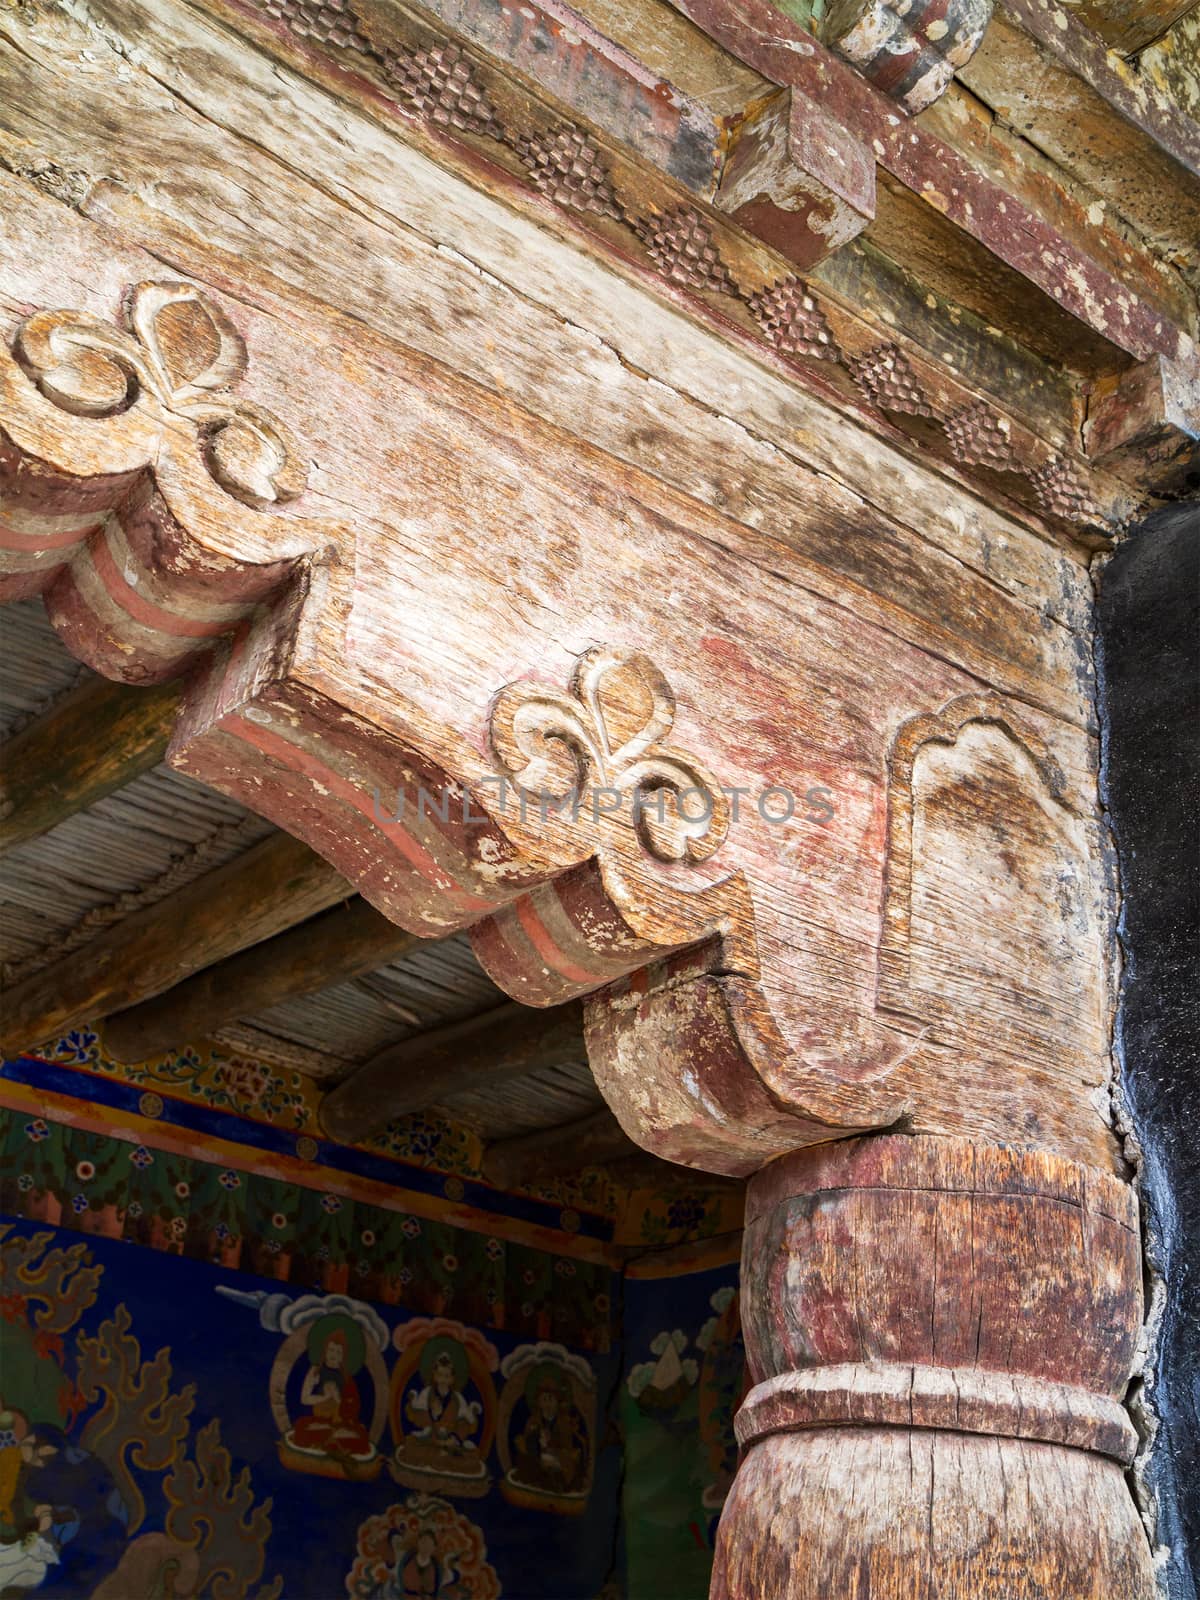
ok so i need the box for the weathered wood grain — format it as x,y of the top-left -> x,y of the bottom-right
713,1430 -> 1154,1598
320,1000 -> 585,1143
0,675 -> 179,853
99,894 -> 422,1062
1068,0 -> 1195,56
713,1133 -> 1154,1598
0,833 -> 349,1051
913,79 -> 1194,333
664,0 -> 1196,361
1084,352 -> 1200,496
0,169 -> 1124,1175
961,7 -> 1200,286
216,0 -> 1197,369
4,0 -> 1162,522
0,0 -> 1168,1590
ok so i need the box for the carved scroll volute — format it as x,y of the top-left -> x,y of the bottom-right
13,282 -> 307,506
1,282 -> 313,679
488,648 -> 731,867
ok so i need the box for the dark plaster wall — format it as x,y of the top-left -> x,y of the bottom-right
1098,501 -> 1200,1600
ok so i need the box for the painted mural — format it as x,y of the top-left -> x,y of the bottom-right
0,1041 -> 746,1597
0,1223 -> 280,1598
390,1320 -> 498,1498
4,1034 -> 744,1251
620,1253 -> 745,1600
346,1494 -> 501,1598
0,1218 -> 623,1598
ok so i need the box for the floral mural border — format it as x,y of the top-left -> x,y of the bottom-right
0,1093 -> 616,1355
24,1034 -> 745,1250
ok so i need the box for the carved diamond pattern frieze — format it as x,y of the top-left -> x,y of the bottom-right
516,127 -> 624,222
944,399 -> 1018,470
240,0 -> 1105,533
747,279 -> 838,362
1028,458 -> 1094,522
849,343 -> 936,418
258,0 -> 372,52
633,209 -> 736,296
382,43 -> 503,139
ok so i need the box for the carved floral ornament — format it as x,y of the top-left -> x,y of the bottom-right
489,648 -> 729,866
13,281 -> 307,509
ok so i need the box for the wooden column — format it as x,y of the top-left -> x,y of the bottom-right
0,127 -> 1168,1594
712,1135 -> 1154,1599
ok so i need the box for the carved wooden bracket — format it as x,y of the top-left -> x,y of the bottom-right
715,89 -> 876,269
0,277 -> 1117,1179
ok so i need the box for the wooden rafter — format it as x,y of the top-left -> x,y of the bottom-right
481,1106 -> 638,1188
0,832 -> 349,1053
0,675 -> 178,854
101,895 -> 422,1063
319,1000 -> 585,1145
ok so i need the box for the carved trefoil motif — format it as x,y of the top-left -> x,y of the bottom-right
13,281 -> 307,509
489,648 -> 729,865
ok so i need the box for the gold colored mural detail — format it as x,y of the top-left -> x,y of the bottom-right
164,1419 -> 283,1598
0,1229 -> 282,1598
76,1306 -> 195,1535
0,1225 -> 100,1334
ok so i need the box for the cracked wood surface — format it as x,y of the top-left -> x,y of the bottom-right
0,0 -> 1125,1180
10,0 -> 1187,523
0,8 -> 1163,1591
715,1134 -> 1155,1597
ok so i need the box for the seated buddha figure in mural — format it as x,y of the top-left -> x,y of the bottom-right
391,1334 -> 491,1496
287,1316 -> 375,1467
379,1524 -> 464,1600
512,1367 -> 586,1496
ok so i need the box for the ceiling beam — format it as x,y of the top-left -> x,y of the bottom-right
101,895 -> 422,1063
0,676 -> 179,855
0,832 -> 349,1054
319,999 -> 585,1145
482,1106 -> 639,1189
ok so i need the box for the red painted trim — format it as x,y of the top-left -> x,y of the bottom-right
515,893 -> 607,985
0,519 -> 98,551
90,525 -> 231,639
222,710 -> 497,909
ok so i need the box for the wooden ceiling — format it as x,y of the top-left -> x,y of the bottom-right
0,597 -> 686,1191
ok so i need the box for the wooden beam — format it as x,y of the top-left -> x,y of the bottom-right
0,676 -> 179,854
101,895 -> 422,1063
482,1106 -> 638,1189
319,1000 -> 585,1145
0,832 -> 348,1053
